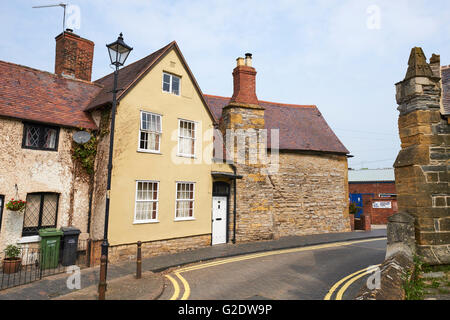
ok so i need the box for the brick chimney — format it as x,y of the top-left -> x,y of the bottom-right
55,29 -> 94,81
230,53 -> 259,106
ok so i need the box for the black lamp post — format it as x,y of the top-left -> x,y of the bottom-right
102,33 -> 133,261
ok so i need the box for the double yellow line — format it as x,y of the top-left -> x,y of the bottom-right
164,237 -> 386,300
165,272 -> 191,300
324,264 -> 380,300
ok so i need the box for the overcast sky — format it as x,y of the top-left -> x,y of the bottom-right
1,0 -> 449,169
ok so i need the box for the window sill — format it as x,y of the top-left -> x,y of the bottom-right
17,235 -> 41,244
133,220 -> 159,225
137,149 -> 162,155
177,153 -> 196,159
162,90 -> 180,97
174,217 -> 196,222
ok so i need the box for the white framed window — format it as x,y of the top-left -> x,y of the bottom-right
178,119 -> 196,157
162,72 -> 180,95
134,181 -> 159,223
139,111 -> 162,153
175,182 -> 195,220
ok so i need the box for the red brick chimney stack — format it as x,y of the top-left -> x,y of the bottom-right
55,29 -> 95,82
230,53 -> 259,105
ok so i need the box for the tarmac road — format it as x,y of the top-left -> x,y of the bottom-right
160,238 -> 387,300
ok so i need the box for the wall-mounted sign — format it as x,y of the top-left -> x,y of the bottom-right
372,201 -> 392,209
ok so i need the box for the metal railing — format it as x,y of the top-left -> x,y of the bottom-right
0,239 -> 90,291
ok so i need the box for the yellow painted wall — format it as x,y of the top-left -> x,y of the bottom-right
108,48 -> 232,245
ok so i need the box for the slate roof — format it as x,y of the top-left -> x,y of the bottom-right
204,95 -> 349,154
0,60 -> 101,129
348,168 -> 395,182
442,66 -> 450,115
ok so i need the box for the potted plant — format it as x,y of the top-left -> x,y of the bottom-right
2,245 -> 22,274
5,199 -> 26,212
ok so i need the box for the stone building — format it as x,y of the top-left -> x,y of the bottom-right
392,47 -> 450,265
0,31 -> 101,254
0,30 -> 351,262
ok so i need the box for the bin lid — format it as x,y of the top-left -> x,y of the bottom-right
39,228 -> 63,237
60,226 -> 81,236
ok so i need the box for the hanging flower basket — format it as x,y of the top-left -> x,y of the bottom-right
5,199 -> 26,212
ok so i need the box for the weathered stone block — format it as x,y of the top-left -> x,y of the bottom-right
386,212 -> 416,259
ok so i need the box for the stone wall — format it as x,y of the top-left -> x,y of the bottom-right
221,102 -> 350,241
393,48 -> 450,265
0,117 -> 91,254
221,102 -> 276,242
98,234 -> 211,265
270,152 -> 350,237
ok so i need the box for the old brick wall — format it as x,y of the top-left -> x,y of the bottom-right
349,182 -> 396,195
349,182 -> 398,224
366,197 -> 398,224
55,31 -> 94,81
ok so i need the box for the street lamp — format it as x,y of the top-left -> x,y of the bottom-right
102,33 -> 133,264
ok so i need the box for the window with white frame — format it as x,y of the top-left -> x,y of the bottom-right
175,182 -> 195,219
178,120 -> 196,157
139,111 -> 162,152
134,181 -> 159,222
162,72 -> 180,95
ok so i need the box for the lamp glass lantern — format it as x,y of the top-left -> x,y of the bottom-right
106,33 -> 133,67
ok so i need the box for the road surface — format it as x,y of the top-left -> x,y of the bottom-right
160,238 -> 386,300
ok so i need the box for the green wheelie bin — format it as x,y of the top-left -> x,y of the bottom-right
39,228 -> 63,270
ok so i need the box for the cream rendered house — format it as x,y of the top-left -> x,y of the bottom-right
86,41 -> 236,261
0,30 -> 351,265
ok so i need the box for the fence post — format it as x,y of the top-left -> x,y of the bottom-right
86,239 -> 92,267
136,241 -> 142,279
98,255 -> 107,300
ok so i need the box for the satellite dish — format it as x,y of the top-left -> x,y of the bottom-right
73,131 -> 92,144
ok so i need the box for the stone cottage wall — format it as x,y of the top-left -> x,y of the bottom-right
0,117 -> 91,255
270,152 -> 350,237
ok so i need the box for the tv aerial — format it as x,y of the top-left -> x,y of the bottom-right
32,3 -> 68,33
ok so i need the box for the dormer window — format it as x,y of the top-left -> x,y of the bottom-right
22,122 -> 59,151
162,72 -> 180,95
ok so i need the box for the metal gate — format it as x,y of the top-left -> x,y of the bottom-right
0,239 -> 89,291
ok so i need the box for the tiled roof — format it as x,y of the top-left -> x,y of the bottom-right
204,94 -> 349,154
442,66 -> 450,115
0,60 -> 100,129
348,168 -> 395,182
86,41 -> 174,111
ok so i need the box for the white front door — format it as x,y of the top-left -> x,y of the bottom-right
212,196 -> 227,245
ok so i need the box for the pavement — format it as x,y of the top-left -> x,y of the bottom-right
0,228 -> 386,300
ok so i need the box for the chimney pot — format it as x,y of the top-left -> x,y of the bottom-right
244,53 -> 252,67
